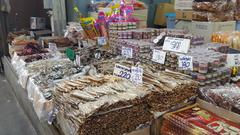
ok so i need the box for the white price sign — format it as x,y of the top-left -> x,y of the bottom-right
227,54 -> 240,67
121,47 -> 133,58
152,49 -> 167,64
98,37 -> 107,46
48,43 -> 58,52
163,37 -> 190,54
75,55 -> 81,66
131,66 -> 143,85
178,55 -> 193,70
113,64 -> 131,80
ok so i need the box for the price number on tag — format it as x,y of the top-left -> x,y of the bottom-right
131,66 -> 143,85
163,37 -> 190,54
179,55 -> 193,70
113,64 -> 131,80
48,43 -> 58,52
98,37 -> 107,46
152,49 -> 166,64
122,47 -> 133,58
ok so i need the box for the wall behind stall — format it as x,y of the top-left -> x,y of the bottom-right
66,0 -> 170,27
8,0 -> 49,31
66,0 -> 90,22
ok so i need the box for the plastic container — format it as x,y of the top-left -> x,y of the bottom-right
165,13 -> 176,29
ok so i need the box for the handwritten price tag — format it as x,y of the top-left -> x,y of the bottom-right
179,55 -> 193,70
131,66 -> 143,85
98,37 -> 107,46
48,43 -> 58,52
113,64 -> 131,80
75,55 -> 81,66
227,54 -> 240,67
152,49 -> 167,64
163,37 -> 190,54
122,47 -> 133,58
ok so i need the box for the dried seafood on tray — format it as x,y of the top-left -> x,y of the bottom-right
54,75 -> 153,135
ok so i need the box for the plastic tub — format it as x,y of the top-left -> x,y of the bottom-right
165,13 -> 176,29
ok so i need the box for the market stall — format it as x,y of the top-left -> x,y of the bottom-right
3,0 -> 240,135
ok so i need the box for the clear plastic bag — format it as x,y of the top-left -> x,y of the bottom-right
193,0 -> 235,12
199,85 -> 240,114
193,11 -> 234,21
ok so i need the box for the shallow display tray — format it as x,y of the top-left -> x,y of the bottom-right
2,56 -> 61,135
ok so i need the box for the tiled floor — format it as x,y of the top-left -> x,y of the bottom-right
0,74 -> 37,135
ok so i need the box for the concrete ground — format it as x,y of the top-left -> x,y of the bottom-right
0,74 -> 37,135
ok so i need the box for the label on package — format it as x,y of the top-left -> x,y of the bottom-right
178,55 -> 193,70
163,37 -> 190,54
152,49 -> 167,64
227,54 -> 240,67
131,66 -> 143,85
121,47 -> 133,58
113,64 -> 131,80
97,37 -> 107,46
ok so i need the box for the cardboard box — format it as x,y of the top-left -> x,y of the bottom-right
175,0 -> 193,10
197,98 -> 240,124
30,17 -> 46,30
158,98 -> 240,134
154,3 -> 175,26
176,20 -> 192,33
192,21 -> 236,42
176,10 -> 193,20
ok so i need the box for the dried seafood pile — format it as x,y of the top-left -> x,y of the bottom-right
54,75 -> 152,135
143,70 -> 198,112
91,58 -> 198,112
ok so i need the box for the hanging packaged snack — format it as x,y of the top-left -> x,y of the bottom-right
81,17 -> 99,39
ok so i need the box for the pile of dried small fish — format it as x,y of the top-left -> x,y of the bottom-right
54,75 -> 153,135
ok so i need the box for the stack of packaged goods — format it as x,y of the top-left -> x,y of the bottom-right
192,0 -> 235,22
161,104 -> 240,134
212,31 -> 240,50
180,44 -> 231,87
139,43 -> 230,87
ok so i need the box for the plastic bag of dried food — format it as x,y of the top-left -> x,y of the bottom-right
193,0 -> 235,12
207,11 -> 234,21
193,11 -> 234,21
199,85 -> 240,113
